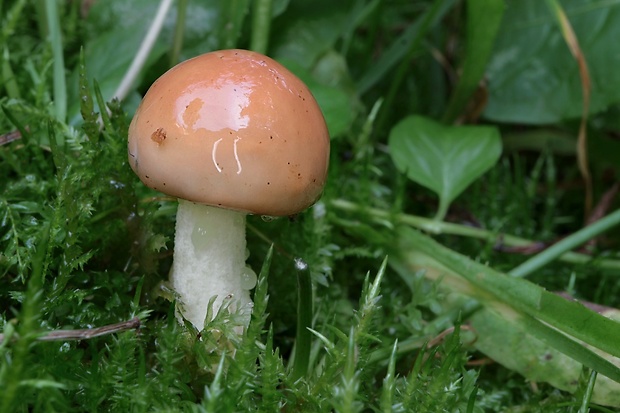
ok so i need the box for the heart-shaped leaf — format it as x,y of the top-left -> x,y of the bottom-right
388,115 -> 502,220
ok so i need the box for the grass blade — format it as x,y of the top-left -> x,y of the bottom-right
374,0 -> 454,132
356,0 -> 455,95
112,0 -> 173,102
442,0 -> 504,123
291,258 -> 312,380
396,227 -> 620,367
510,208 -> 620,278
2,47 -> 20,99
380,340 -> 398,412
519,313 -> 620,384
578,370 -> 597,413
45,0 -> 67,121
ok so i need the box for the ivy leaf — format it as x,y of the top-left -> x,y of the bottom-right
388,115 -> 501,220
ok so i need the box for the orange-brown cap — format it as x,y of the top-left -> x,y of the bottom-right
128,49 -> 330,216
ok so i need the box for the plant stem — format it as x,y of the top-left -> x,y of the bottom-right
250,0 -> 272,54
578,370 -> 597,413
170,201 -> 254,329
220,0 -> 250,49
433,198 -> 449,222
169,0 -> 187,66
292,258 -> 312,380
329,198 -> 620,271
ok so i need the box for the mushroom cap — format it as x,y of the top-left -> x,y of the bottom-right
128,49 -> 330,216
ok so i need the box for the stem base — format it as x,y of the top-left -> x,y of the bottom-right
170,201 -> 254,329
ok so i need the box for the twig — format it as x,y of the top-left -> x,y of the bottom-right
0,129 -> 22,145
0,317 -> 141,344
587,182 -> 620,226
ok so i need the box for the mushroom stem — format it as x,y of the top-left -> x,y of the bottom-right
170,200 -> 256,329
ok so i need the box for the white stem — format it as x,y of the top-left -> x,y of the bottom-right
170,200 -> 256,329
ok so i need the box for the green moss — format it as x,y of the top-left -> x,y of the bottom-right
2,1 -> 620,411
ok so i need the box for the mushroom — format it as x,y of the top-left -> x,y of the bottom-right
128,49 -> 330,330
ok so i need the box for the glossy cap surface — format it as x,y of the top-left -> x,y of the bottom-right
128,49 -> 330,216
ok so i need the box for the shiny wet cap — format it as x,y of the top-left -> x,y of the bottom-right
128,49 -> 330,216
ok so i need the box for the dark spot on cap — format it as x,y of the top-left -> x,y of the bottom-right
151,128 -> 166,144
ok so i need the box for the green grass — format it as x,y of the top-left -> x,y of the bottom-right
2,0 -> 620,411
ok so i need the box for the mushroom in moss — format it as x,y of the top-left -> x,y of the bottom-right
128,49 -> 330,329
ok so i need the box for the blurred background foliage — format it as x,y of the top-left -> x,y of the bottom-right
2,0 -> 620,411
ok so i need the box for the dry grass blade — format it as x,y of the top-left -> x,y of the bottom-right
582,182 -> 620,250
546,0 -> 592,217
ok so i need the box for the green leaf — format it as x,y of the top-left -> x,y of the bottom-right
67,0 -> 223,123
395,227 -> 620,377
68,1 -> 169,123
270,0 -> 355,68
469,304 -> 620,406
484,0 -> 620,124
279,57 -> 357,138
388,115 -> 501,220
